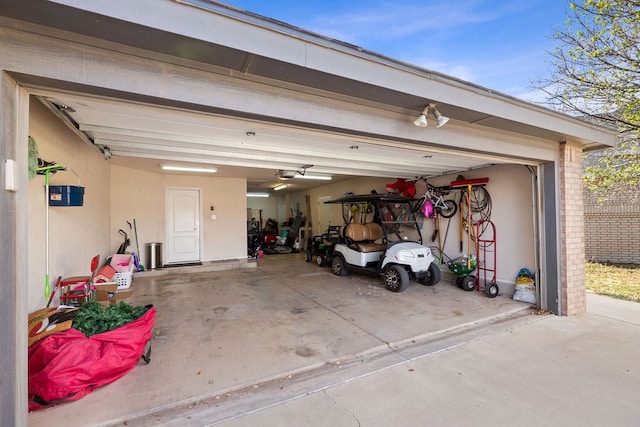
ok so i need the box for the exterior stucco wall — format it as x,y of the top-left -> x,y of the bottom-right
1,69 -> 28,427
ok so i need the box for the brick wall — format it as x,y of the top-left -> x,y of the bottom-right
560,143 -> 587,315
584,203 -> 640,264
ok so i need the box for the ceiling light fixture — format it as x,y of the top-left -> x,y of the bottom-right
294,174 -> 332,180
278,165 -> 332,181
247,192 -> 270,198
161,164 -> 217,173
273,184 -> 288,191
413,104 -> 450,128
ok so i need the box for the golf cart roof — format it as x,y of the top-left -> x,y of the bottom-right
324,193 -> 416,204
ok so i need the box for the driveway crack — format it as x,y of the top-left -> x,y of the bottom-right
323,389 -> 361,427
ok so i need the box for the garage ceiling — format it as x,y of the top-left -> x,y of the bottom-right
37,93 -> 503,193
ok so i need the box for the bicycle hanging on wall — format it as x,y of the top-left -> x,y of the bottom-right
414,181 -> 458,219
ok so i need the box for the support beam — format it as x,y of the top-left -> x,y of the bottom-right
0,71 -> 29,426
559,142 -> 587,315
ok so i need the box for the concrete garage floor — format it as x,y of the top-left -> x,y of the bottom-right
28,254 -> 533,426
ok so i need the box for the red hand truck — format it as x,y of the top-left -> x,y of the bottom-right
474,219 -> 499,298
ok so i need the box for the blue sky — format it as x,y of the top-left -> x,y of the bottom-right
221,0 -> 570,102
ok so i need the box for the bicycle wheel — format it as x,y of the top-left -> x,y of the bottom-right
437,199 -> 457,218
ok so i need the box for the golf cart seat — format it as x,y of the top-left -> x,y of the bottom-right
321,225 -> 341,248
343,222 -> 386,253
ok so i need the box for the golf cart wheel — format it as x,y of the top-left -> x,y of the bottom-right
331,255 -> 349,276
455,276 -> 464,288
305,249 -> 312,263
419,262 -> 442,286
485,282 -> 499,298
316,255 -> 324,266
461,275 -> 476,292
383,265 -> 409,293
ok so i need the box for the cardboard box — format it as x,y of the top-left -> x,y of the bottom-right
94,283 -> 133,306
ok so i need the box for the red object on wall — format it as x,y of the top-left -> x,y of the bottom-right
450,177 -> 489,187
385,178 -> 416,198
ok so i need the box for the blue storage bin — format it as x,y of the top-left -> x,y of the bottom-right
48,185 -> 84,206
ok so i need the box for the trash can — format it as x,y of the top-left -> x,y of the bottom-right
145,242 -> 162,270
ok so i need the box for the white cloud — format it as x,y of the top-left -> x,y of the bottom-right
411,51 -> 548,97
307,1 -> 533,44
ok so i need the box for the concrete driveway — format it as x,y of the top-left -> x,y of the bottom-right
28,254 -> 533,426
211,293 -> 640,427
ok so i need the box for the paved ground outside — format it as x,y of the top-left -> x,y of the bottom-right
205,293 -> 640,427
27,255 -> 639,426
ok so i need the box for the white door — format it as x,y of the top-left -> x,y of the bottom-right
317,196 -> 334,234
166,188 -> 201,264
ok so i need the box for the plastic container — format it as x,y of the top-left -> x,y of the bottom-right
110,254 -> 134,290
48,185 -> 84,206
110,254 -> 134,272
113,271 -> 132,290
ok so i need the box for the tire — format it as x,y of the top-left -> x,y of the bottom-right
461,275 -> 476,292
331,255 -> 349,276
316,255 -> 324,266
485,282 -> 499,298
438,199 -> 458,218
419,262 -> 442,286
383,265 -> 409,292
305,249 -> 312,262
455,276 -> 464,288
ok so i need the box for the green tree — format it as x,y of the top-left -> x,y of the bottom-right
543,0 -> 639,131
582,133 -> 639,204
540,0 -> 640,202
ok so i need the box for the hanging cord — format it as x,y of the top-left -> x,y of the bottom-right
460,185 -> 492,242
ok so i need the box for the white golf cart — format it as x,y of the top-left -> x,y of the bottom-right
325,193 -> 441,292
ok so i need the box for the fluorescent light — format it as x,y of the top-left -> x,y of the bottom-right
247,192 -> 269,198
273,184 -> 288,191
294,174 -> 332,180
161,164 -> 217,173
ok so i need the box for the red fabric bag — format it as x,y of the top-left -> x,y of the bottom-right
28,305 -> 156,411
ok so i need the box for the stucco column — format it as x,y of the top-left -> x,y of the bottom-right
1,71 -> 29,425
559,142 -> 586,315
